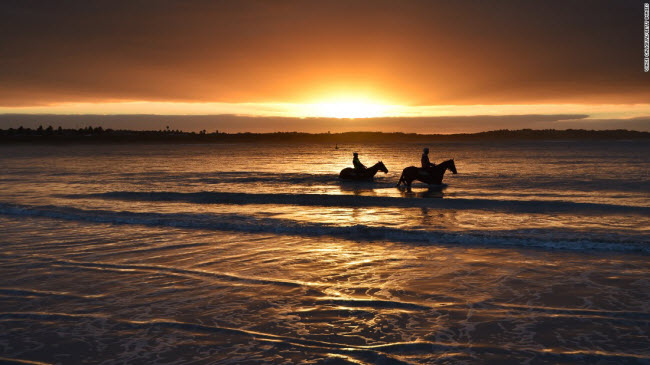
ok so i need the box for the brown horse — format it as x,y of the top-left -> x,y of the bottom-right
396,159 -> 457,188
339,161 -> 388,181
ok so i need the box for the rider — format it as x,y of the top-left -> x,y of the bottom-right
353,152 -> 367,172
421,148 -> 435,173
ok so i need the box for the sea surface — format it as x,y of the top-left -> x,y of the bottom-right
0,141 -> 648,364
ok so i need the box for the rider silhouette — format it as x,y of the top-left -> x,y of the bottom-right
353,152 -> 367,172
421,148 -> 435,173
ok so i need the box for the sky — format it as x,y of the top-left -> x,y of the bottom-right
0,0 -> 648,132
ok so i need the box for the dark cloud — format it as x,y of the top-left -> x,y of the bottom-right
0,0 -> 648,106
6,113 -> 647,134
550,116 -> 650,131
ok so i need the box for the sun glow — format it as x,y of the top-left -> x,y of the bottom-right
294,96 -> 401,118
1,101 -> 650,123
303,101 -> 394,118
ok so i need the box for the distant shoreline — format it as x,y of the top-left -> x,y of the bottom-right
1,128 -> 648,144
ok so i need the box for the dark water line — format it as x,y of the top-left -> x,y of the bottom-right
1,203 -> 647,253
67,191 -> 650,215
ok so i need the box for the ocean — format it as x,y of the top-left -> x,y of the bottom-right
0,140 -> 648,364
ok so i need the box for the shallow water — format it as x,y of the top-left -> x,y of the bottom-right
0,141 -> 648,364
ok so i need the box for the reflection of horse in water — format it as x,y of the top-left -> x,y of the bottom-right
396,159 -> 457,188
339,161 -> 388,180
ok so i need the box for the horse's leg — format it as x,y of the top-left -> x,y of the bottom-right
396,173 -> 404,187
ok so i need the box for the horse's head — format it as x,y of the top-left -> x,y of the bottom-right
377,161 -> 388,174
448,159 -> 458,174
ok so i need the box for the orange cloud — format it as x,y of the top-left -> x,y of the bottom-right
0,1 -> 648,108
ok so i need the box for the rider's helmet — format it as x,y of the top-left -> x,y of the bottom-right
423,148 -> 429,153
353,152 -> 358,156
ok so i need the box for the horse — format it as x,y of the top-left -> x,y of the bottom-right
339,161 -> 388,181
396,159 -> 457,188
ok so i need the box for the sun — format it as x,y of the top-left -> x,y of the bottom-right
310,101 -> 393,118
293,96 -> 400,118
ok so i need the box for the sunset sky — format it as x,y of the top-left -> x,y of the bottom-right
1,0 -> 648,132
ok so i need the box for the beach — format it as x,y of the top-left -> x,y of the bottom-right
1,140 -> 648,364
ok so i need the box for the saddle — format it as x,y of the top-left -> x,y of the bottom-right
418,167 -> 434,177
353,168 -> 368,176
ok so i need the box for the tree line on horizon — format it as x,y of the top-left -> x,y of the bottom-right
0,125 -> 648,143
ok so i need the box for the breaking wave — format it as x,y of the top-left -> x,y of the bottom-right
65,191 -> 650,215
1,202 -> 647,253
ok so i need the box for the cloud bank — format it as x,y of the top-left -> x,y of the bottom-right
1,0 -> 648,107
1,114 -> 648,134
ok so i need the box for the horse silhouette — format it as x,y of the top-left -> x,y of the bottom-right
396,159 -> 457,188
339,161 -> 388,180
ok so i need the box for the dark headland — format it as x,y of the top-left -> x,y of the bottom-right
1,126 -> 648,144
